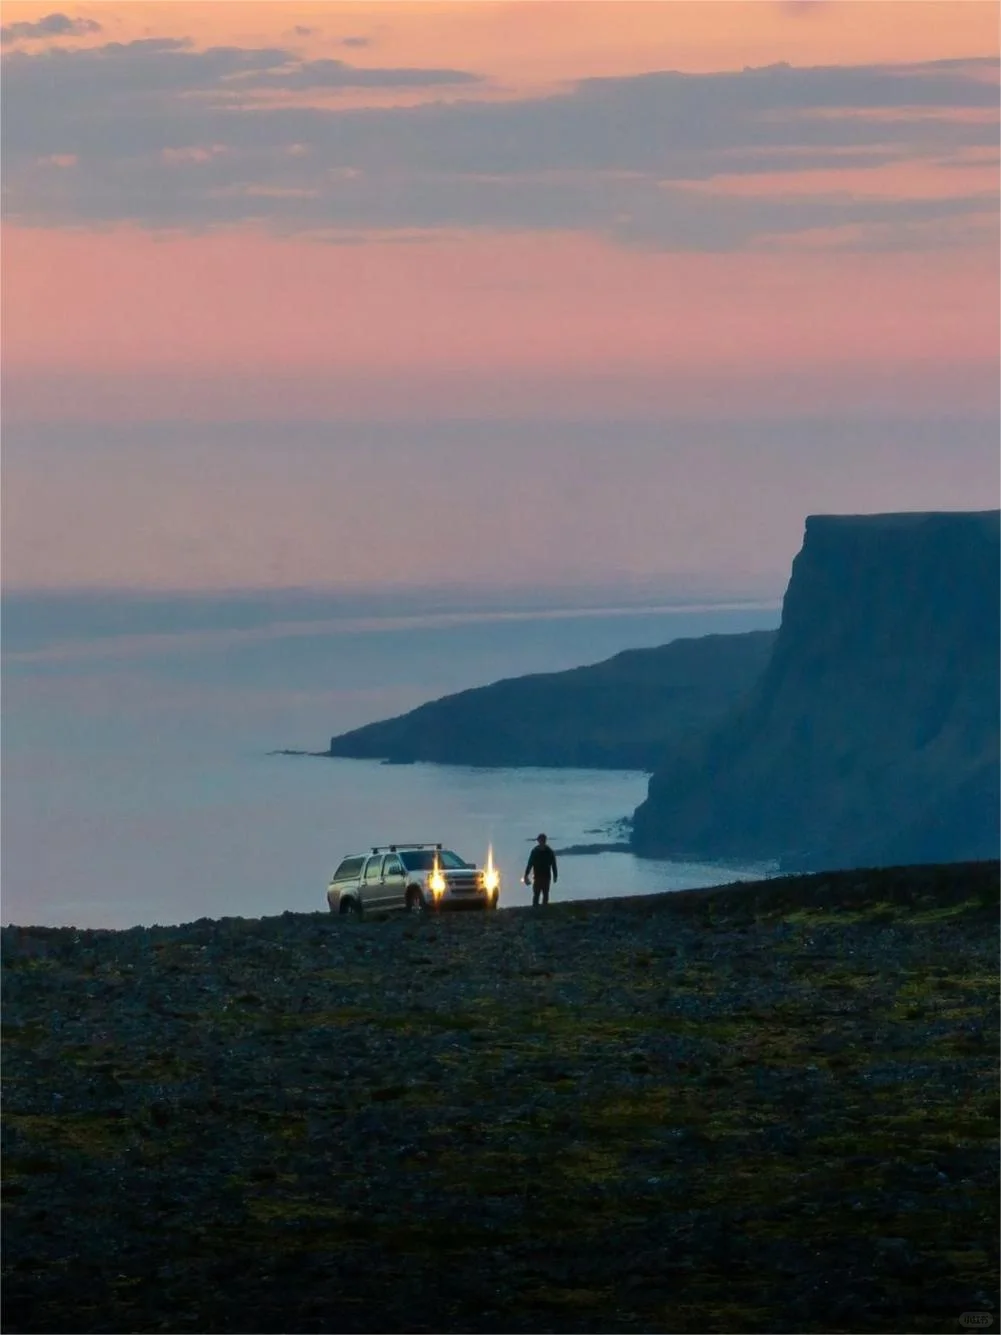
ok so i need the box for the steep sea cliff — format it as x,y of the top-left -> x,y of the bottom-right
632,511 -> 1000,870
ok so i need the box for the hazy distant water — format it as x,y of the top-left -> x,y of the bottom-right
2,588 -> 779,929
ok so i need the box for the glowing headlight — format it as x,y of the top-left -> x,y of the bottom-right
429,870 -> 446,894
482,844 -> 500,893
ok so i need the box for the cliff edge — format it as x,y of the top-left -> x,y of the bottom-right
631,510 -> 1000,870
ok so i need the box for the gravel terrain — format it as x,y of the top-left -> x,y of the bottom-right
3,862 -> 998,1334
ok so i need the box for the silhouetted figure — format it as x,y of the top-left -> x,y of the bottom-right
524,833 -> 558,907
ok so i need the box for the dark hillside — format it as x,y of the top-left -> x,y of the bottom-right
328,629 -> 776,770
3,861 -> 997,1333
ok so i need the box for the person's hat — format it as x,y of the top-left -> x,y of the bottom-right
537,832 -> 547,840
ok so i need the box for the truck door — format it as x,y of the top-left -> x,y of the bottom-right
360,855 -> 386,911
380,854 -> 406,910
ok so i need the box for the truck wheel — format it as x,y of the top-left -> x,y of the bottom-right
340,898 -> 362,920
406,888 -> 426,916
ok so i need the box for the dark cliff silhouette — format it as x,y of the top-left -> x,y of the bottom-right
327,630 -> 777,771
631,511 -> 1000,871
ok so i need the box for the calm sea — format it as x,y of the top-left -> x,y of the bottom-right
2,588 -> 779,929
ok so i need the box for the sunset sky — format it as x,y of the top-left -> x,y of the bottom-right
3,1 -> 998,593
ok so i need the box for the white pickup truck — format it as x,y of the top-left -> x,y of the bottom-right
326,843 -> 500,917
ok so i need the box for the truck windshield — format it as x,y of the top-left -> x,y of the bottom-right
399,849 -> 467,871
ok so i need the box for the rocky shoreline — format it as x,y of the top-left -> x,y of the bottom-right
3,862 -> 998,1334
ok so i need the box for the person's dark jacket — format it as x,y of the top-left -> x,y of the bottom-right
524,844 -> 558,885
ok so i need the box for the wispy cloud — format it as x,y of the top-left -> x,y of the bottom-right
285,26 -> 372,49
777,0 -> 830,16
1,35 -> 479,100
2,36 -> 996,250
1,11 -> 101,44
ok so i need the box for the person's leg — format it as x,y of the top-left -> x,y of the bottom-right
532,882 -> 540,907
540,879 -> 550,906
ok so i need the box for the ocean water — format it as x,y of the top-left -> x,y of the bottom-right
2,588 -> 780,929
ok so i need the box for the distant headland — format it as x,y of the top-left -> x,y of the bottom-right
321,510 -> 1000,875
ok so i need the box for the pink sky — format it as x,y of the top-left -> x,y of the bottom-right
5,227 -> 998,421
2,2 -> 998,591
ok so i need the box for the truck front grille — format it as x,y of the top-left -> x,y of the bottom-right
447,875 -> 481,894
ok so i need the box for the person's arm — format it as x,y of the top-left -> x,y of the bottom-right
524,850 -> 534,882
550,848 -> 558,882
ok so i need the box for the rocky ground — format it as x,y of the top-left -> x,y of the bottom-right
3,862 -> 998,1334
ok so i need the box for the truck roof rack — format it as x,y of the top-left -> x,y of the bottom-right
370,843 -> 443,854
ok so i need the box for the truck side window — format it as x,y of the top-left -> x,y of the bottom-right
382,857 -> 403,878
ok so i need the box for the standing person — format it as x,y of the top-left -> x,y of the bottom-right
524,833 -> 558,907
